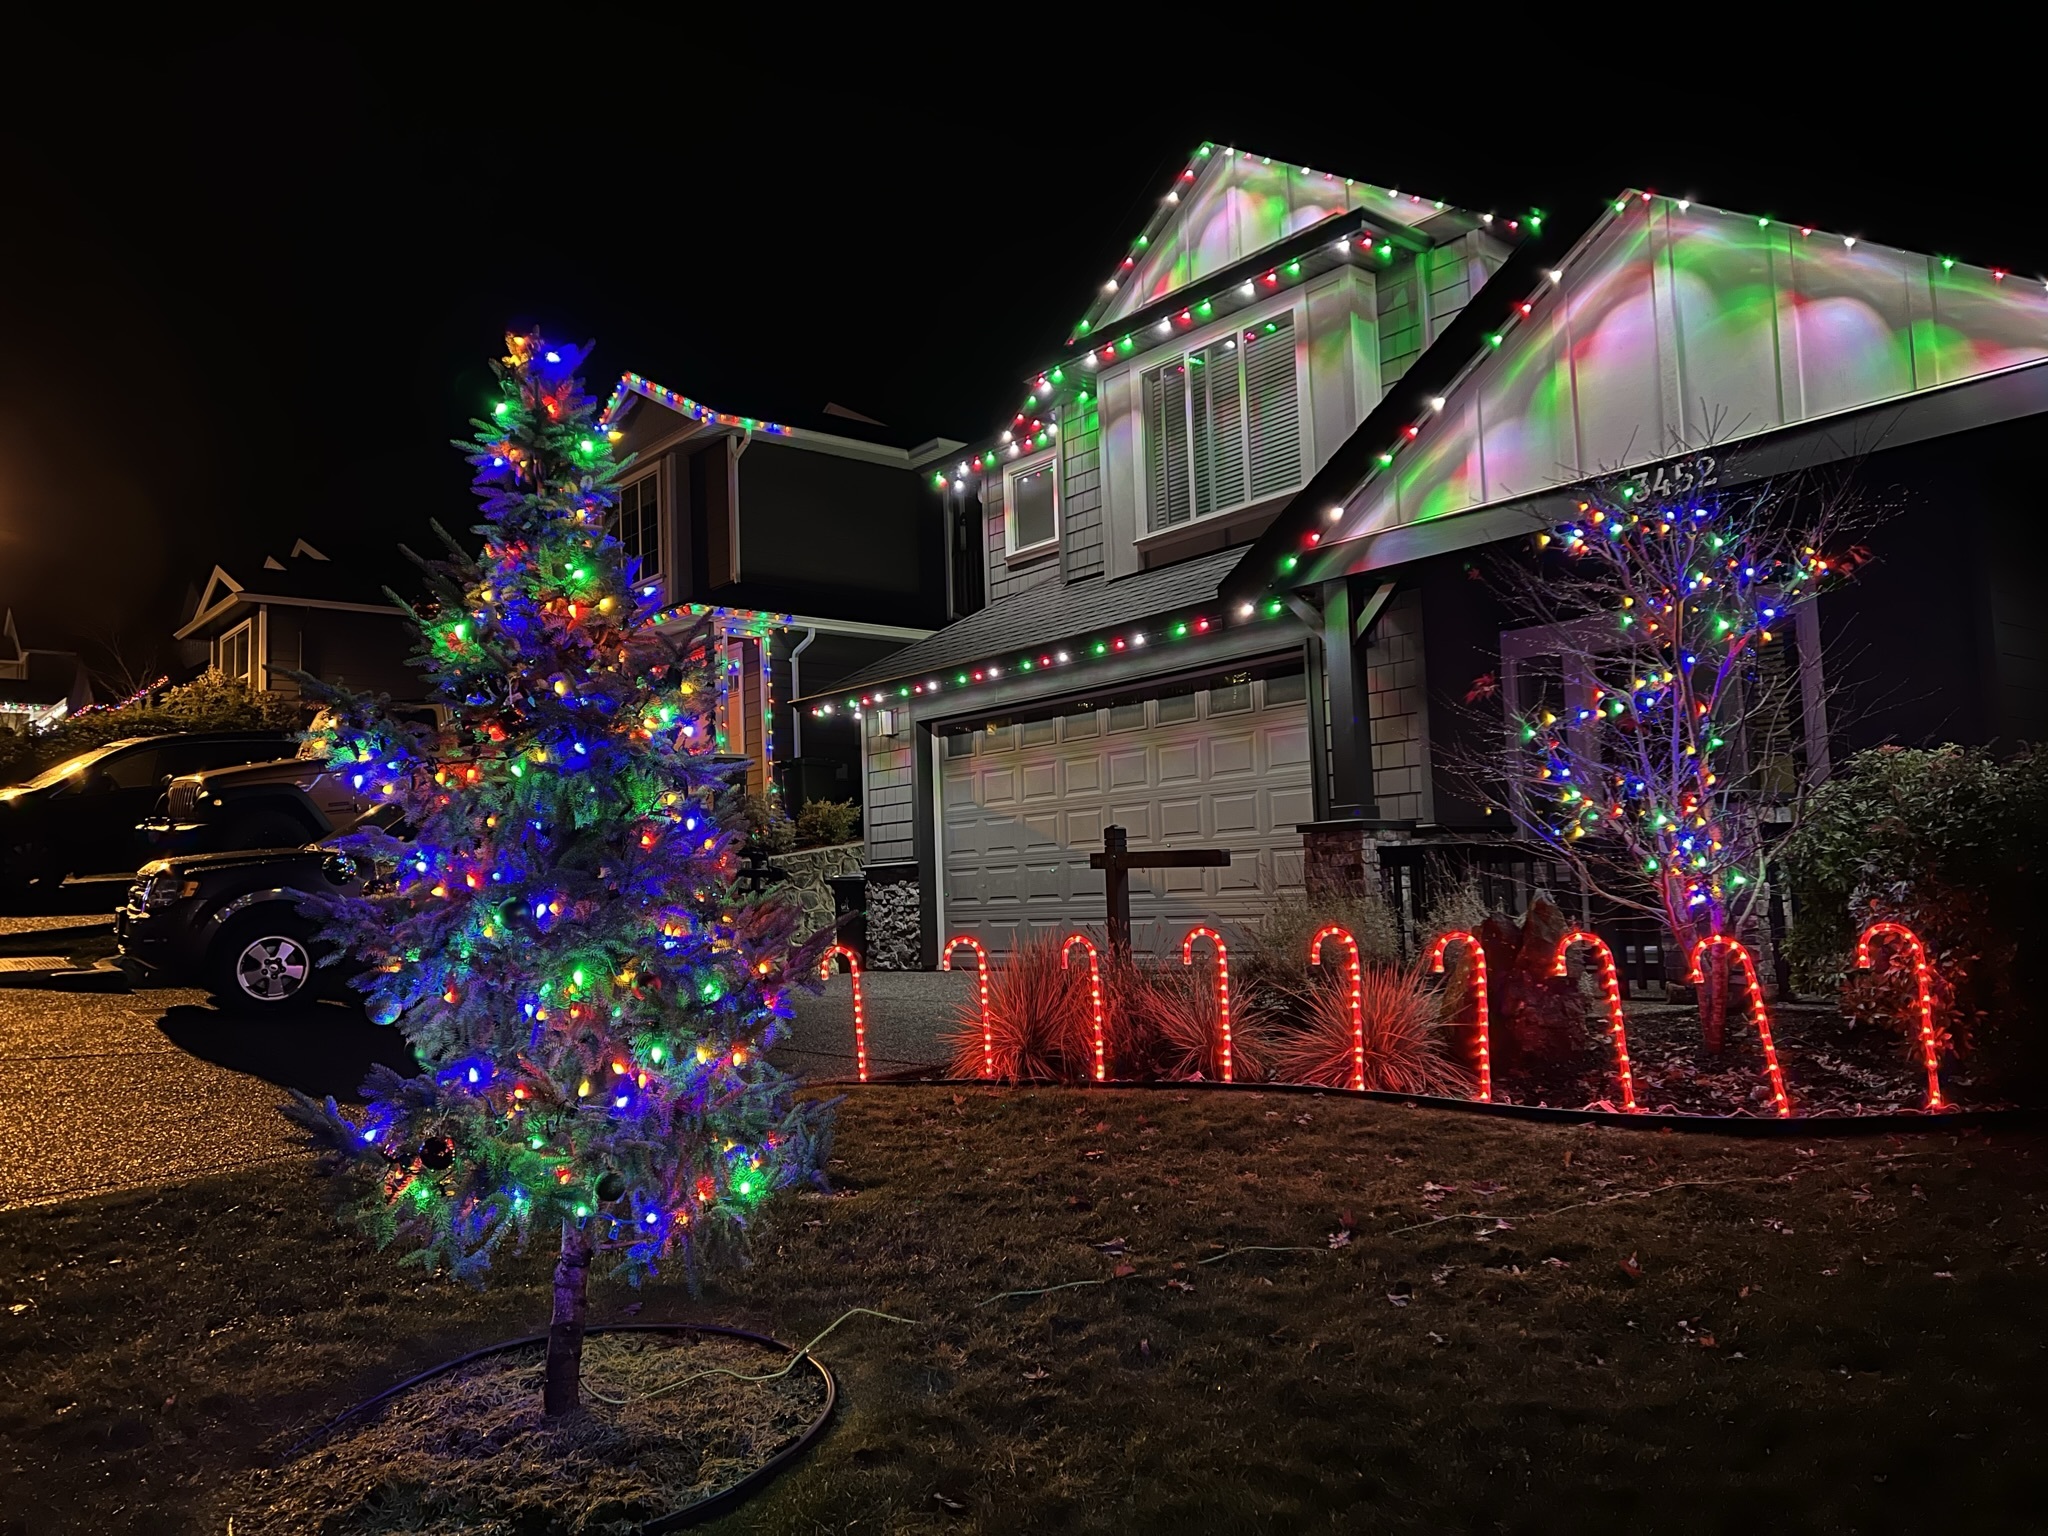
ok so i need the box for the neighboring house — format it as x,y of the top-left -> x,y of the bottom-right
175,539 -> 417,703
810,147 -> 2048,969
0,610 -> 92,731
598,373 -> 967,803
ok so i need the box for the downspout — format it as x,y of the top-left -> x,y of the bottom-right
789,626 -> 817,758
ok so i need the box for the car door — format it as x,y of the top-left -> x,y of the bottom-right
75,743 -> 165,873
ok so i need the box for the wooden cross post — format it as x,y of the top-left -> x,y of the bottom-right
1089,824 -> 1230,959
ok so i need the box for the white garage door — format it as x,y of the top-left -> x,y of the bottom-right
939,670 -> 1314,957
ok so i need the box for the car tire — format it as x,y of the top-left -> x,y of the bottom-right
208,910 -> 323,1012
225,811 -> 315,851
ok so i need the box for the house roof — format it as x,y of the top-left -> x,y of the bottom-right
602,372 -> 962,463
811,547 -> 1253,700
0,650 -> 88,708
1236,189 -> 2048,599
176,540 -> 406,639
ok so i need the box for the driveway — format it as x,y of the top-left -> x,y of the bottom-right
0,915 -> 960,1210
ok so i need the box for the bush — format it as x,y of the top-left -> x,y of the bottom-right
1241,890 -> 1400,995
737,791 -> 797,855
1780,744 -> 2048,1088
944,934 -> 1083,1082
795,798 -> 860,848
0,669 -> 304,787
1267,964 -> 1470,1095
1115,962 -> 1281,1083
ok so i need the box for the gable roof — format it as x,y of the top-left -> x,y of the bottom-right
602,371 -> 962,465
1072,142 -> 1524,344
1234,190 -> 2048,599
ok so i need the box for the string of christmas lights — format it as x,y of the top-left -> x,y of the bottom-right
941,936 -> 994,1079
1180,926 -> 1234,1084
1061,933 -> 1107,1083
1427,930 -> 1492,1103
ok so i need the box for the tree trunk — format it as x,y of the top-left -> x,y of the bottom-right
543,1221 -> 594,1418
1697,947 -> 1728,1057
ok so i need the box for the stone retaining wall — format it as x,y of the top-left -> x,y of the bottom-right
768,842 -> 864,940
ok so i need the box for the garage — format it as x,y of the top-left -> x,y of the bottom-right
937,664 -> 1314,957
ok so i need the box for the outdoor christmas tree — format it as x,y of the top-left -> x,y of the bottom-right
287,332 -> 833,1417
1479,458 -> 1867,1052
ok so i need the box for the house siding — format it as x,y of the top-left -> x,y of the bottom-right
1060,404 -> 1104,582
983,471 -> 1063,604
1367,588 -> 1431,821
864,709 -> 917,863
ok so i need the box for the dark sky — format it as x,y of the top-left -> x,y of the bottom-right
4,28 -> 2041,680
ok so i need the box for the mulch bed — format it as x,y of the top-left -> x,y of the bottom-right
232,1329 -> 825,1535
1491,1003 -> 1994,1117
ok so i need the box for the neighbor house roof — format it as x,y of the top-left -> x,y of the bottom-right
176,541 -> 405,640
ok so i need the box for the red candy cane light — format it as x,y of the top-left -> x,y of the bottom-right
819,944 -> 867,1083
1687,935 -> 1790,1117
1551,930 -> 1638,1112
1309,925 -> 1364,1091
942,935 -> 995,1080
1426,930 -> 1492,1102
1180,926 -> 1234,1083
1856,921 -> 1945,1111
1061,934 -> 1106,1082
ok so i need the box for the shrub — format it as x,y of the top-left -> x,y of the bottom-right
795,798 -> 860,847
0,669 -> 305,787
737,790 -> 797,855
944,934 -> 1086,1083
1780,744 -> 2048,1088
1116,962 -> 1280,1083
1268,964 -> 1470,1096
1241,890 -> 1400,995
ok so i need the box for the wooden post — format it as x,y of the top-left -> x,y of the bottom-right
1089,825 -> 1231,959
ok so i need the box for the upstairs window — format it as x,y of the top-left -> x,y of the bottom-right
1143,309 -> 1301,533
218,622 -> 253,685
609,473 -> 663,581
1004,452 -> 1059,556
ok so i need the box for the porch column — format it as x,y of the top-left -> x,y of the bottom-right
1321,578 -> 1377,819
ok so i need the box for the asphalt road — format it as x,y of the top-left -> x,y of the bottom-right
0,912 -> 964,1210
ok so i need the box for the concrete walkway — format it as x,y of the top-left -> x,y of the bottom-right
779,968 -> 967,1080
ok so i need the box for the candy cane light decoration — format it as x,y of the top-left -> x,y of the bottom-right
819,944 -> 867,1083
1687,935 -> 1790,1117
1180,926 -> 1234,1083
1061,933 -> 1106,1083
1426,931 -> 1491,1102
942,935 -> 995,1080
1309,925 -> 1364,1091
1856,921 -> 1945,1111
1551,930 -> 1638,1112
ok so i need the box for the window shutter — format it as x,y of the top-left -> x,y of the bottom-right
1244,313 -> 1301,499
1144,362 -> 1192,531
1189,341 -> 1246,518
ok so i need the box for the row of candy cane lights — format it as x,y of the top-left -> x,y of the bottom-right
818,920 -> 1945,1115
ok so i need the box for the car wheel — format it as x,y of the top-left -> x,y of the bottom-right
209,911 -> 321,1012
225,812 -> 314,851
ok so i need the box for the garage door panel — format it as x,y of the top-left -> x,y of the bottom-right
1210,732 -> 1256,777
1022,812 -> 1061,849
1265,723 -> 1311,771
1108,748 -> 1150,790
1021,761 -> 1058,800
1066,755 -> 1102,794
1212,792 -> 1260,834
1158,797 -> 1204,839
1066,806 -> 1104,846
1158,742 -> 1200,784
979,765 -> 1018,803
1109,803 -> 1155,841
1024,860 -> 1064,900
983,862 -> 1022,901
1270,785 -> 1315,826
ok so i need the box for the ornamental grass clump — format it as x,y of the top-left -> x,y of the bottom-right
944,933 -> 1084,1083
1117,962 -> 1278,1083
1269,963 -> 1469,1096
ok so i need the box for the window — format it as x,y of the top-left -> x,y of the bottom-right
218,623 -> 253,684
610,473 -> 663,581
1004,453 -> 1058,555
1155,687 -> 1198,725
945,730 -> 977,759
1143,310 -> 1301,533
101,748 -> 163,791
1208,674 -> 1252,715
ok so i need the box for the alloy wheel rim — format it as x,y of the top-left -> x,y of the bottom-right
237,935 -> 309,1000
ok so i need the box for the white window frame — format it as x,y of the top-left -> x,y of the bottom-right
1002,448 -> 1060,558
609,468 -> 665,585
218,620 -> 254,685
1128,291 -> 1311,540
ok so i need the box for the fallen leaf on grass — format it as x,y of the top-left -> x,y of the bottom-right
1082,1150 -> 1106,1162
1698,1334 -> 1719,1349
1471,1180 -> 1504,1196
933,1491 -> 969,1513
1327,1231 -> 1352,1249
1934,1271 -> 1955,1279
1428,1331 -> 1446,1345
1164,1278 -> 1194,1293
1022,1367 -> 1049,1381
1091,1238 -> 1127,1254
1431,1266 -> 1458,1285
1543,1257 -> 1570,1269
1620,1253 -> 1644,1279
1113,1263 -> 1136,1279
1387,1293 -> 1410,1307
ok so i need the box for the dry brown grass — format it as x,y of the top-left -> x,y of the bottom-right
943,935 -> 1085,1083
1269,965 -> 1473,1095
5,1091 -> 2048,1533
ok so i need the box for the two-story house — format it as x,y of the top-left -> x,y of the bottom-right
810,146 -> 2048,970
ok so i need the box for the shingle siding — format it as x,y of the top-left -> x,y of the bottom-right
1367,588 -> 1431,821
1061,405 -> 1104,582
864,709 -> 916,863
984,469 -> 1062,604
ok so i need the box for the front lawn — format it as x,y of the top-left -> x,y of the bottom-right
4,1089 -> 2045,1533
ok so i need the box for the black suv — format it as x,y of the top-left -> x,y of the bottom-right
1,732 -> 299,898
117,841 -> 380,1011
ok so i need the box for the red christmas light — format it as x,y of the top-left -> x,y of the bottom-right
1686,936 -> 1790,1116
1179,926 -> 1234,1083
1427,930 -> 1491,1102
1061,934 -> 1106,1082
1551,930 -> 1639,1111
1309,925 -> 1364,1091
942,935 -> 994,1080
818,944 -> 867,1083
1856,921 -> 1945,1111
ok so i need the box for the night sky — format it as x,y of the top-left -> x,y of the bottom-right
3,29 -> 2040,680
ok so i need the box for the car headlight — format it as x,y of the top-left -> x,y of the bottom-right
136,873 -> 199,909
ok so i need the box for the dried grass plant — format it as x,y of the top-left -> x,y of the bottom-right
1269,963 -> 1470,1096
1120,963 -> 1280,1082
943,933 -> 1088,1083
1240,890 -> 1401,994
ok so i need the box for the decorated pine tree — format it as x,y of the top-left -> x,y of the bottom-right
287,332 -> 833,1416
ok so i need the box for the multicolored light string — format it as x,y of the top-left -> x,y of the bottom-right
1686,936 -> 1790,1117
1061,934 -> 1106,1083
1550,930 -> 1638,1112
1308,925 -> 1364,1092
1179,926 -> 1234,1084
819,944 -> 867,1083
941,935 -> 994,1080
1855,921 -> 1945,1111
599,371 -> 790,438
1426,931 -> 1492,1103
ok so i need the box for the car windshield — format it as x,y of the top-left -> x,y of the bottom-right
9,741 -> 137,792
